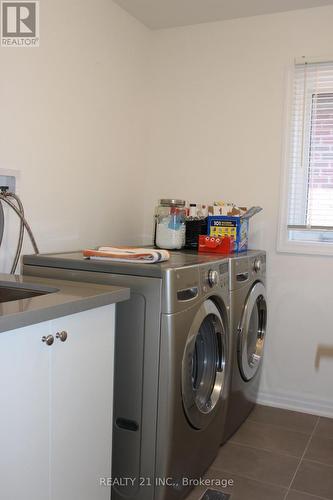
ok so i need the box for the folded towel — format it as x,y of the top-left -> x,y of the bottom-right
83,246 -> 170,264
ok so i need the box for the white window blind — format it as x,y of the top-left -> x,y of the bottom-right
288,59 -> 333,239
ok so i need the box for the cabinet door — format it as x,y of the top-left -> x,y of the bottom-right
0,321 -> 50,500
50,305 -> 115,500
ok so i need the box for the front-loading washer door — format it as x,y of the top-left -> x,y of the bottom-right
182,299 -> 227,430
238,282 -> 267,382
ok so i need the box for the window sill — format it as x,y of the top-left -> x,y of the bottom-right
277,237 -> 333,257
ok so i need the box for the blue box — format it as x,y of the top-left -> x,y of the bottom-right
207,216 -> 249,253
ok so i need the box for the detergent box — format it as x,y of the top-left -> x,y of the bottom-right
207,216 -> 249,252
207,207 -> 262,253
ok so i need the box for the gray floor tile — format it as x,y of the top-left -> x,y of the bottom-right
211,441 -> 299,487
305,436 -> 333,467
184,485 -> 206,500
286,489 -> 330,500
249,405 -> 318,435
291,460 -> 333,499
230,419 -> 310,457
204,467 -> 287,500
315,418 -> 333,440
184,409 -> 333,500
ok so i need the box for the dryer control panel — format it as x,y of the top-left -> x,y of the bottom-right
229,251 -> 266,291
249,253 -> 266,278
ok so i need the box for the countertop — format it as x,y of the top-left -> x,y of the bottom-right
23,249 -> 261,279
0,273 -> 130,333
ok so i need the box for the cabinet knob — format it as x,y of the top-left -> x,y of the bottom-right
56,330 -> 68,342
42,335 -> 54,346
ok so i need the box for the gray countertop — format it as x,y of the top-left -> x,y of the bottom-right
0,274 -> 130,333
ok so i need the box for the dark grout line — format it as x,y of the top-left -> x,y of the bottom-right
282,416 -> 321,500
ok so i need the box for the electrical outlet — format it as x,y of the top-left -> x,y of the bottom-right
0,172 -> 16,193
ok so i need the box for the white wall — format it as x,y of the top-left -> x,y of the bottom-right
0,0 -> 151,270
1,1 -> 332,417
144,6 -> 333,416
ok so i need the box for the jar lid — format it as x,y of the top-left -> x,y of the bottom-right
159,199 -> 186,207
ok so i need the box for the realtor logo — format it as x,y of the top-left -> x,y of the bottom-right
1,1 -> 39,47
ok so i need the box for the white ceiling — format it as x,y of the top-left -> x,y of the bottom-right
112,0 -> 333,29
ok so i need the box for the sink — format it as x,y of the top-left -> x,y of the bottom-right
0,282 -> 59,303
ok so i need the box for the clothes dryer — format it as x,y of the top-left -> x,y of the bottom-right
222,251 -> 267,442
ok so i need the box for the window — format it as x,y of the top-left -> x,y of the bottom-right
279,57 -> 333,254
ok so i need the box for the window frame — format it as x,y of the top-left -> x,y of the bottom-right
277,58 -> 333,256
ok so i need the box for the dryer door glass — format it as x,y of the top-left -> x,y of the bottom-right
238,282 -> 267,381
182,300 -> 227,430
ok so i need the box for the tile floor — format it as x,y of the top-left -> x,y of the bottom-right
185,405 -> 333,500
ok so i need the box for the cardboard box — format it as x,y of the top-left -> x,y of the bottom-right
207,206 -> 262,253
207,216 -> 249,252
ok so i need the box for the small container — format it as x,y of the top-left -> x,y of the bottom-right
189,203 -> 197,218
155,199 -> 186,250
185,217 -> 208,249
198,235 -> 232,254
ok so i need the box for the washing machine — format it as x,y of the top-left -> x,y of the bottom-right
222,251 -> 267,443
23,251 -> 231,500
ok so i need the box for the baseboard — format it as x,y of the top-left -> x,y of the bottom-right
257,390 -> 333,418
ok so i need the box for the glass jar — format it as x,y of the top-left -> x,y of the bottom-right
155,199 -> 186,250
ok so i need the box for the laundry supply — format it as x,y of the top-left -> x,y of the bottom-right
207,206 -> 262,253
83,247 -> 170,263
155,199 -> 186,250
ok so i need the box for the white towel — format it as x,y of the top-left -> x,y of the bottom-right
83,246 -> 170,264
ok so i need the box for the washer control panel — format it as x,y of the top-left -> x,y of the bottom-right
208,269 -> 219,287
219,262 -> 229,290
200,261 -> 229,293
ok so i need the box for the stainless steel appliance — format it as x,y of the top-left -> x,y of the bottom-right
23,251 -> 231,500
221,251 -> 267,442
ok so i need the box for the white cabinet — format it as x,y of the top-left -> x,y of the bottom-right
0,304 -> 115,500
0,321 -> 50,500
50,306 -> 115,500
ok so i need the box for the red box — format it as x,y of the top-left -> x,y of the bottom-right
198,235 -> 232,254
